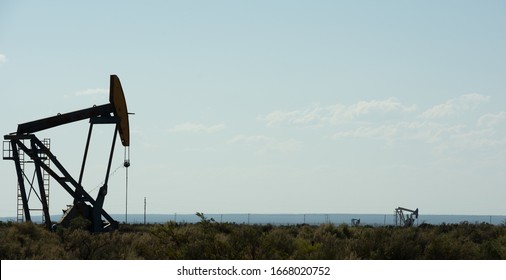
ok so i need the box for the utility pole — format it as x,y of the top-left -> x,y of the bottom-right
143,197 -> 146,224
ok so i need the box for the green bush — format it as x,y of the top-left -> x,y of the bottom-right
0,222 -> 69,259
0,221 -> 505,260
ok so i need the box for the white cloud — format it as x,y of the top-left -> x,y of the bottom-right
340,98 -> 417,120
449,128 -> 504,149
259,94 -> 502,152
418,102 -> 456,119
260,106 -> 324,127
228,134 -> 270,144
169,122 -> 226,133
333,123 -> 402,141
409,122 -> 466,144
332,117 -> 506,152
478,112 -> 506,127
459,93 -> 490,104
259,98 -> 416,127
0,53 -> 6,64
332,122 -> 465,144
228,134 -> 302,152
75,88 -> 108,96
419,93 -> 490,119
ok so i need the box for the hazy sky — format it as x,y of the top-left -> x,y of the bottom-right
1,1 -> 505,218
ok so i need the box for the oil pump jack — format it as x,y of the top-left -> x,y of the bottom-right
3,75 -> 130,232
395,207 -> 419,227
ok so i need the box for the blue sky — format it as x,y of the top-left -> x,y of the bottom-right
1,1 -> 505,218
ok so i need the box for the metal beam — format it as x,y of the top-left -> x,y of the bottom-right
16,104 -> 114,135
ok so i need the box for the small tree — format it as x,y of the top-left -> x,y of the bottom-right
196,212 -> 215,225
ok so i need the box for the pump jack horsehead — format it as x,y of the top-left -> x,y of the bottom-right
3,75 -> 131,232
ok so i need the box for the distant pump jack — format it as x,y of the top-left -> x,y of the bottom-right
395,207 -> 419,227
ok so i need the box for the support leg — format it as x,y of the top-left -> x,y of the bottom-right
31,140 -> 52,230
11,140 -> 31,222
93,124 -> 118,231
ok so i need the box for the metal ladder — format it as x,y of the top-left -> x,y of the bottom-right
16,141 -> 26,223
2,138 -> 51,223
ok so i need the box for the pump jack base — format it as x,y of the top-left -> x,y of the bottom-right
58,201 -> 118,231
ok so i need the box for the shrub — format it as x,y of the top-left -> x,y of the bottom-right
0,221 -> 505,260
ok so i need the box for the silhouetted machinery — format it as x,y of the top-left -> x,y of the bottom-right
3,75 -> 130,232
395,207 -> 419,227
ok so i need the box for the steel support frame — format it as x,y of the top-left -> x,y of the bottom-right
4,115 -> 120,232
